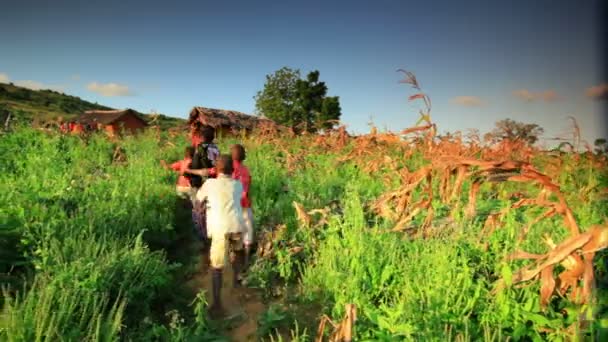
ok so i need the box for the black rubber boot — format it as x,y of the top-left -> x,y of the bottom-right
232,250 -> 245,288
210,268 -> 223,316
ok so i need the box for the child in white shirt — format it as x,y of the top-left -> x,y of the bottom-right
194,154 -> 246,315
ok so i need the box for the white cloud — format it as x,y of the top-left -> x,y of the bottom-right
71,74 -> 81,81
0,73 -> 63,91
14,80 -> 64,91
585,83 -> 608,101
87,82 -> 133,96
513,89 -> 559,102
451,96 -> 483,107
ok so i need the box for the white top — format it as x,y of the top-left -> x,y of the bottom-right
196,174 -> 245,238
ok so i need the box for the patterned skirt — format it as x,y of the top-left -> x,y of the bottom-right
192,199 -> 207,240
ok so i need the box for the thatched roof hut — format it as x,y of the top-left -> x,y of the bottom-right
77,109 -> 147,125
75,109 -> 147,135
188,107 -> 277,135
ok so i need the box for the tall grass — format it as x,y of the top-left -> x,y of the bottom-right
0,128 -> 201,340
1,126 -> 606,340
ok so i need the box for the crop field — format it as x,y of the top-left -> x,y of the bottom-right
1,114 -> 608,341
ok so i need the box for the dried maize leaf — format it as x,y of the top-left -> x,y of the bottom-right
508,250 -> 544,261
449,165 -> 468,201
465,181 -> 481,218
512,232 -> 591,284
543,234 -> 579,270
293,202 -> 311,228
540,265 -> 556,308
580,253 -> 595,305
581,225 -> 608,254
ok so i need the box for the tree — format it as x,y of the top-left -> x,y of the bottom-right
594,138 -> 607,155
485,119 -> 544,145
254,67 -> 341,132
254,67 -> 300,127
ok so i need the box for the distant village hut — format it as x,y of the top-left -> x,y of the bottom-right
75,109 -> 148,136
187,107 -> 276,137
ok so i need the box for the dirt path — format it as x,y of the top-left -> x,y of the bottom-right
186,251 -> 266,341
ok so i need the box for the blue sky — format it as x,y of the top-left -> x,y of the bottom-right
1,0 -> 606,143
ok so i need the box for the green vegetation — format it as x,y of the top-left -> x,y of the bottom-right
0,82 -> 186,129
1,123 -> 607,341
254,67 -> 342,132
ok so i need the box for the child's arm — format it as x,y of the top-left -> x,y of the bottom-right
160,160 -> 179,171
185,168 -> 210,177
170,161 -> 181,171
238,167 -> 251,206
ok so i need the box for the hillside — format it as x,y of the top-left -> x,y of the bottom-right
0,82 -> 186,130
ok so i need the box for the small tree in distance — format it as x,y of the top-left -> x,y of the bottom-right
484,119 -> 544,145
594,138 -> 607,155
254,67 -> 341,133
254,67 -> 300,127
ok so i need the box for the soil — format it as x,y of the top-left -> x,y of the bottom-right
185,251 -> 267,342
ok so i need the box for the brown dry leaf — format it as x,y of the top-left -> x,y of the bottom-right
540,265 -> 556,308
293,202 -> 311,228
580,253 -> 595,305
316,304 -> 357,342
465,181 -> 481,218
512,232 -> 592,284
581,225 -> 608,254
391,199 -> 431,232
508,250 -> 544,261
557,267 -> 584,296
546,234 -> 586,273
400,124 -> 433,136
449,165 -> 468,201
408,93 -> 426,101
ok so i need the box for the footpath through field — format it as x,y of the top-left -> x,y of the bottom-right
183,243 -> 267,341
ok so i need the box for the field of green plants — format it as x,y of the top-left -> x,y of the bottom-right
1,124 -> 607,341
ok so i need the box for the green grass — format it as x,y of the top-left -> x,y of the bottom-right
1,126 -> 607,341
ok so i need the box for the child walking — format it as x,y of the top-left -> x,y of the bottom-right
194,155 -> 246,315
187,125 -> 220,244
161,146 -> 196,202
230,144 -> 254,270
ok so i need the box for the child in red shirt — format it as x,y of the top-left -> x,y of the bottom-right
162,146 -> 196,201
230,144 -> 253,268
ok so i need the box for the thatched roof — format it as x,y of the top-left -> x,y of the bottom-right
76,109 -> 148,126
188,107 -> 276,131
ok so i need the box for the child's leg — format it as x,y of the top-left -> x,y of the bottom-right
242,208 -> 254,268
176,186 -> 193,209
209,233 -> 227,313
228,232 -> 245,287
191,200 -> 203,240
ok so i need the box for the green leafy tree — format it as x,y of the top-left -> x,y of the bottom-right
484,119 -> 544,145
255,67 -> 341,132
594,138 -> 607,155
254,67 -> 300,127
319,96 -> 341,130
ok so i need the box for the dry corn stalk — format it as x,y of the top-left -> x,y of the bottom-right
316,304 -> 357,342
499,224 -> 608,307
293,202 -> 331,229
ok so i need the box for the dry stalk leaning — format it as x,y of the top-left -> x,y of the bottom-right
367,147 -> 607,308
500,225 -> 608,307
316,304 -> 357,342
